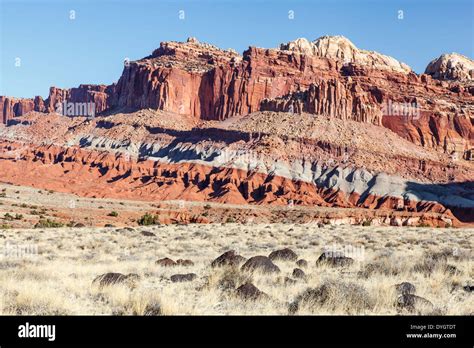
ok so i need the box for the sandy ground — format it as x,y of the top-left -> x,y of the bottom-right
0,222 -> 472,315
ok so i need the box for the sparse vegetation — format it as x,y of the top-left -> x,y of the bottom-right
138,213 -> 160,226
108,211 -> 119,217
0,223 -> 471,315
34,219 -> 64,228
3,213 -> 14,221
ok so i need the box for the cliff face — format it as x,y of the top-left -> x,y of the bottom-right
1,85 -> 110,124
0,96 -> 45,124
45,85 -> 111,114
2,36 -> 473,156
112,38 -> 341,120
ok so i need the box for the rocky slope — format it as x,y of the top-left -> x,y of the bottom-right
0,109 -> 472,225
0,36 -> 473,226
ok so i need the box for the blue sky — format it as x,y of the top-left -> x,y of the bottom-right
1,0 -> 473,98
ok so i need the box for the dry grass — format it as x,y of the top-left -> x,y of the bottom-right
0,223 -> 472,315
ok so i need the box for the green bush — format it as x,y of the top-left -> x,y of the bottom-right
108,211 -> 119,217
138,213 -> 160,226
225,216 -> 235,223
34,219 -> 64,228
3,213 -> 14,221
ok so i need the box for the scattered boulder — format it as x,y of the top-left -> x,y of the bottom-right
268,248 -> 298,261
141,231 -> 155,237
170,273 -> 197,283
155,257 -> 177,267
92,272 -> 140,289
397,294 -> 433,311
211,250 -> 246,268
292,268 -> 306,279
463,285 -> 473,293
241,256 -> 280,274
176,259 -> 194,266
236,282 -> 267,301
316,252 -> 354,267
395,282 -> 416,295
296,259 -> 308,268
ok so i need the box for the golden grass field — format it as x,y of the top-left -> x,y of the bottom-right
0,223 -> 472,315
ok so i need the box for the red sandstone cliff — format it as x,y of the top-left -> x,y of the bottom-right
1,85 -> 110,124
2,36 -> 473,156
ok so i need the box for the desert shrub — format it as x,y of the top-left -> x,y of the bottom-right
34,219 -> 64,228
108,211 -> 119,217
215,266 -> 252,292
138,213 -> 159,226
358,255 -> 405,278
411,249 -> 454,274
111,292 -> 162,316
362,219 -> 372,227
290,280 -> 375,314
3,213 -> 14,221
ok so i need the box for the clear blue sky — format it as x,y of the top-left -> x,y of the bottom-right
1,0 -> 473,98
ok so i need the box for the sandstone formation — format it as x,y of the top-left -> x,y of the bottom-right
0,36 -> 473,226
425,53 -> 474,81
1,85 -> 110,124
0,96 -> 45,124
2,36 -> 472,158
280,36 -> 412,73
